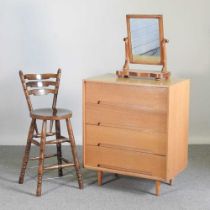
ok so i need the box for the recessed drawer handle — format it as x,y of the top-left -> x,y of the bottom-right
97,100 -> 101,104
96,143 -> 155,155
98,164 -> 152,176
97,122 -> 101,126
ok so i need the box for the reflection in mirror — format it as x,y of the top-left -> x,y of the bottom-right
130,18 -> 160,63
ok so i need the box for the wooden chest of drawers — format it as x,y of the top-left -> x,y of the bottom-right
83,74 -> 190,196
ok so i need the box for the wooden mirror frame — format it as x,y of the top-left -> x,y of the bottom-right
116,14 -> 170,80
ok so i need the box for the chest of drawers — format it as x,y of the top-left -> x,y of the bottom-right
83,74 -> 190,196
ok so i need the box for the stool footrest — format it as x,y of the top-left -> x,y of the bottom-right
61,157 -> 70,163
46,136 -> 70,144
44,163 -> 75,170
31,136 -> 70,146
31,139 -> 40,146
33,132 -> 56,138
30,153 -> 57,161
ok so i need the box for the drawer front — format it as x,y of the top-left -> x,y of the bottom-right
85,124 -> 167,155
85,103 -> 167,133
85,82 -> 168,112
85,145 -> 166,179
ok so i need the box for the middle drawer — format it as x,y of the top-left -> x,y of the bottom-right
85,102 -> 167,133
85,124 -> 167,155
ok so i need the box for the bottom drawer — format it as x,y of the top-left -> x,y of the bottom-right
85,145 -> 166,179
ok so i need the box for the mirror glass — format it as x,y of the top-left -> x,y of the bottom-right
129,18 -> 161,64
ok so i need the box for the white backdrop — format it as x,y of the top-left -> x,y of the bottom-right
0,0 -> 210,145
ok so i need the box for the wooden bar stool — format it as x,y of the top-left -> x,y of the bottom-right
18,69 -> 83,196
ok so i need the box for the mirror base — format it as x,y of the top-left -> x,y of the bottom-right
116,69 -> 170,80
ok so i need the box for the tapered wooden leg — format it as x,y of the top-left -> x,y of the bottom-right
55,120 -> 63,177
19,119 -> 36,184
163,179 -> 173,185
162,179 -> 173,185
98,171 -> 103,186
66,118 -> 83,189
155,180 -> 161,196
36,120 -> 47,196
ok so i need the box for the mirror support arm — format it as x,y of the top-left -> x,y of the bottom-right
123,37 -> 129,77
162,39 -> 169,73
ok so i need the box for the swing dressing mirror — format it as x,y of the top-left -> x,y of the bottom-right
116,14 -> 170,80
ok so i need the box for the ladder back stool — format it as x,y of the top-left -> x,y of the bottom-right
18,69 -> 83,196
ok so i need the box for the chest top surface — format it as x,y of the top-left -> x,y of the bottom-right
84,74 -> 189,88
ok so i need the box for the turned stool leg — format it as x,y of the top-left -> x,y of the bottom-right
66,118 -> 83,189
36,120 -> 47,196
97,171 -> 103,186
55,120 -> 63,177
19,119 -> 36,184
155,180 -> 161,196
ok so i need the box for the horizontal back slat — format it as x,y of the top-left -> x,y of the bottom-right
26,81 -> 56,88
28,89 -> 57,96
24,73 -> 57,80
19,69 -> 61,112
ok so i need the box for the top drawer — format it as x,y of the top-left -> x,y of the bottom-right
85,82 -> 168,112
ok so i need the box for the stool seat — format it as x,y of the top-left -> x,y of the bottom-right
31,108 -> 72,120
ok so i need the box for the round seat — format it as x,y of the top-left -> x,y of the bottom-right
31,108 -> 72,120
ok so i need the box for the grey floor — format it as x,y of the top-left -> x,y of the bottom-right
0,145 -> 210,210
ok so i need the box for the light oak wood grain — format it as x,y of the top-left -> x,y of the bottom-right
83,75 -> 190,196
155,180 -> 161,196
166,80 -> 190,179
86,124 -> 167,155
86,102 -> 167,133
85,82 -> 167,112
86,145 -> 166,179
85,74 -> 185,87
